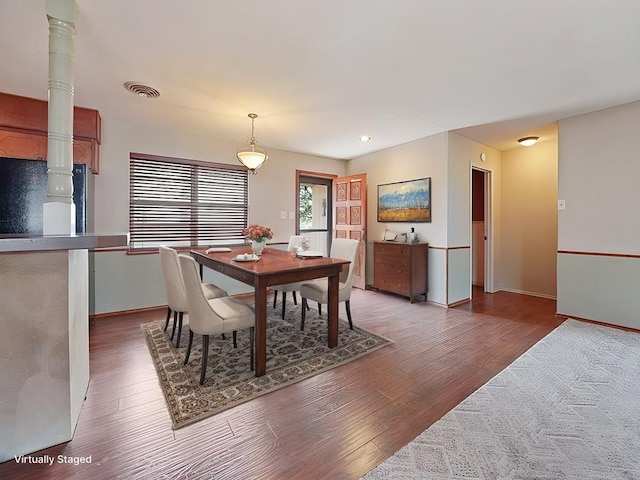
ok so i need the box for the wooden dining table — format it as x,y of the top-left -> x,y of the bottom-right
190,246 -> 351,377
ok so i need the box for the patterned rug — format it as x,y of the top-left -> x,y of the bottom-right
143,305 -> 392,429
363,319 -> 640,479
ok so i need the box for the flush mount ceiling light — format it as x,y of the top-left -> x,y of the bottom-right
236,113 -> 267,174
123,81 -> 160,98
359,135 -> 371,142
518,136 -> 539,147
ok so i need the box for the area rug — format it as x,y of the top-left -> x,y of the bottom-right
362,319 -> 640,479
143,305 -> 392,429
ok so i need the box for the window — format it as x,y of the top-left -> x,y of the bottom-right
299,182 -> 328,230
129,153 -> 248,250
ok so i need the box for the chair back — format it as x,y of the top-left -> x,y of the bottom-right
159,246 -> 188,312
287,234 -> 304,252
178,254 -> 223,335
330,238 -> 359,289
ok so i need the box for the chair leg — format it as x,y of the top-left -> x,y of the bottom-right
200,335 -> 209,385
318,302 -> 322,316
163,307 -> 172,331
175,312 -> 184,348
184,330 -> 194,365
293,291 -> 298,305
233,330 -> 238,348
249,327 -> 255,371
301,298 -> 307,330
345,300 -> 353,330
281,292 -> 287,320
273,290 -> 278,309
171,311 -> 178,340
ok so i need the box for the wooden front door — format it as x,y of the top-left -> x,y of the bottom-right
333,173 -> 367,289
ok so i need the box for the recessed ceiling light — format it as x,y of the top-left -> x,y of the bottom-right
359,135 -> 371,142
123,81 -> 160,98
518,136 -> 539,147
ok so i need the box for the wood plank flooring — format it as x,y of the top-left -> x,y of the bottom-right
0,287 -> 564,479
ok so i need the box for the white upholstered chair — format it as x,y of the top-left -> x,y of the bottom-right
178,254 -> 255,384
272,235 -> 305,319
300,238 -> 359,331
158,246 -> 227,348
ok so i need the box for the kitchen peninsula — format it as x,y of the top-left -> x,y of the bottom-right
0,233 -> 128,463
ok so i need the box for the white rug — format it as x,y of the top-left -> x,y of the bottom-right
363,319 -> 640,480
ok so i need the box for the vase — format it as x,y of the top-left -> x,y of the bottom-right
251,239 -> 266,256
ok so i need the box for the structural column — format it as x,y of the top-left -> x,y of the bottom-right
43,0 -> 76,235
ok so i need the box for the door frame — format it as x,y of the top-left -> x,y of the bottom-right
295,170 -> 337,253
471,166 -> 494,293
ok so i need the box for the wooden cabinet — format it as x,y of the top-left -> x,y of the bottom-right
0,92 -> 101,173
373,241 -> 428,303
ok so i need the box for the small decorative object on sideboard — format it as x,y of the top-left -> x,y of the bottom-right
409,227 -> 418,243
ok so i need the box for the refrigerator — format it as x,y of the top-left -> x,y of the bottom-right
0,157 -> 87,234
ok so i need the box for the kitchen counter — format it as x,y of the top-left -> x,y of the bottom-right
0,232 -> 128,462
0,233 -> 128,252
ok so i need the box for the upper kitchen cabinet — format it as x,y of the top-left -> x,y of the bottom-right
0,92 -> 101,174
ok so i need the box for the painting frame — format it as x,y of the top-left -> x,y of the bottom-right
377,177 -> 431,223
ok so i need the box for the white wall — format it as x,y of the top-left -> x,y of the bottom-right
89,109 -> 570,315
501,141 -> 558,298
557,100 -> 640,329
447,132 -> 501,300
92,118 -> 346,315
347,133 -> 448,304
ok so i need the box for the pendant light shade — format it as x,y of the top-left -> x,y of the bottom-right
237,113 -> 267,174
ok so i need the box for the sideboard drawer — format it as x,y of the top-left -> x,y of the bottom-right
374,261 -> 409,279
374,253 -> 411,268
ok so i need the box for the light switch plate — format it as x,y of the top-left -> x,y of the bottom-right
558,199 -> 566,210
288,211 -> 295,219
280,211 -> 287,219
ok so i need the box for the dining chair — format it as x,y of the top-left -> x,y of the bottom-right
178,254 -> 255,384
158,246 -> 228,348
299,238 -> 359,331
272,234 -> 305,319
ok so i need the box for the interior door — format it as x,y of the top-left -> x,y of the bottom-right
333,173 -> 367,289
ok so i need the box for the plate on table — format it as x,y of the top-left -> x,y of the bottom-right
296,250 -> 323,258
232,254 -> 259,262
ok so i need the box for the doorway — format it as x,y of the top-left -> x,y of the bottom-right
296,171 -> 335,256
295,170 -> 367,290
471,167 -> 492,295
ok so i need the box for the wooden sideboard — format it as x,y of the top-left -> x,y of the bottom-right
0,92 -> 101,173
373,241 -> 428,303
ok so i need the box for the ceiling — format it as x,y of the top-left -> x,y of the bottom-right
1,1 -> 640,159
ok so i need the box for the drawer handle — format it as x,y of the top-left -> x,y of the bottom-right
217,265 -> 224,272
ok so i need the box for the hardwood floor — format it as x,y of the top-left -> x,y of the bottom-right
1,287 -> 564,479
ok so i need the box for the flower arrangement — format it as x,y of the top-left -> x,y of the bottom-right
242,224 -> 274,242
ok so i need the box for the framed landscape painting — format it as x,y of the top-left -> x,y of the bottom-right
377,177 -> 431,222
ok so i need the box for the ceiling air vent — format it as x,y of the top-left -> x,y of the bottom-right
123,81 -> 160,98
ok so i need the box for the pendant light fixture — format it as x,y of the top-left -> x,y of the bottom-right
236,113 -> 268,174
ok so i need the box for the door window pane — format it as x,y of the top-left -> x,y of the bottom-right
299,183 -> 327,230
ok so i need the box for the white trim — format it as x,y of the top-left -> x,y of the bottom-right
497,287 -> 557,300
